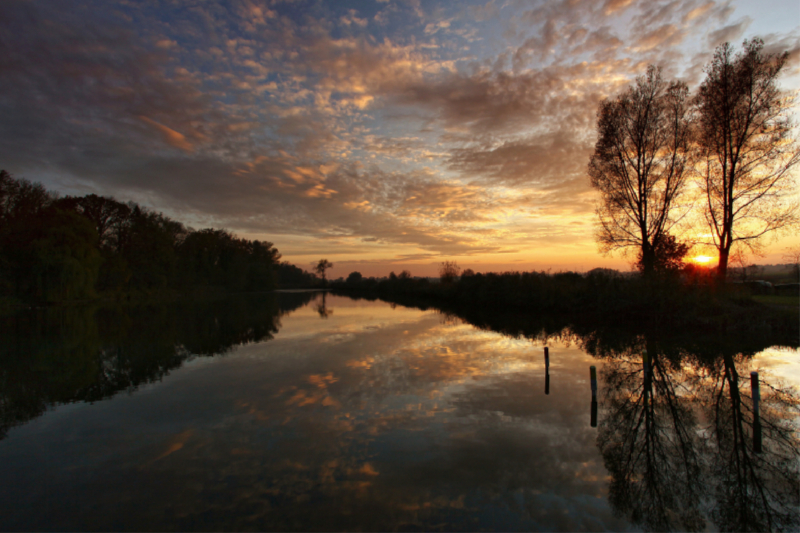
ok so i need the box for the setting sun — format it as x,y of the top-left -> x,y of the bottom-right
692,255 -> 716,265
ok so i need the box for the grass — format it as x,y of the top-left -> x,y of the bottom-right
753,294 -> 799,308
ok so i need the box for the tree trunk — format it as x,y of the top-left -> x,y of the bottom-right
717,247 -> 729,281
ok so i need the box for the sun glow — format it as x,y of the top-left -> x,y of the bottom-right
692,255 -> 716,265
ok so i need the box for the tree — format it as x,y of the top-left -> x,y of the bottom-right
782,247 -> 799,281
589,66 -> 693,277
314,259 -> 333,287
439,260 -> 460,284
696,39 -> 799,280
346,271 -> 363,285
635,234 -> 689,274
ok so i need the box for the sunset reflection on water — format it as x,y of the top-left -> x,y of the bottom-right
0,293 -> 796,531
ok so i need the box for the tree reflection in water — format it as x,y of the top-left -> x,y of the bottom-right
700,353 -> 799,532
588,334 -> 799,532
1,292 -> 797,532
0,292 -> 316,441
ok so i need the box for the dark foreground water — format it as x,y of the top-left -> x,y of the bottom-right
0,292 -> 798,531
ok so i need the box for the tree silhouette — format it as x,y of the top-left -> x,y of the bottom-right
696,39 -> 799,280
314,259 -> 333,287
439,261 -> 460,284
589,66 -> 692,278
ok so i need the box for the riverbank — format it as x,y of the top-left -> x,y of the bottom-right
331,271 -> 799,339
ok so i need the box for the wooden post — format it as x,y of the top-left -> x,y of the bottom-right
590,365 -> 598,428
544,347 -> 549,368
751,371 -> 762,453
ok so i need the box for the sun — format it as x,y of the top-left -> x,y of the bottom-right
691,255 -> 716,265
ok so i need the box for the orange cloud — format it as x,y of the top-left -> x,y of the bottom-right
139,116 -> 194,152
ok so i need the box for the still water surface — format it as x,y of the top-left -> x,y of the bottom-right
0,292 -> 798,531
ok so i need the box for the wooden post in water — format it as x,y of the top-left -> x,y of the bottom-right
751,371 -> 762,453
590,365 -> 597,428
545,347 -> 550,395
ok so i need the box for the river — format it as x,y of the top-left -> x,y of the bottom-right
0,291 -> 798,531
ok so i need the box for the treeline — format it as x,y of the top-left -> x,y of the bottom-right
332,265 -> 797,334
0,170 -> 316,303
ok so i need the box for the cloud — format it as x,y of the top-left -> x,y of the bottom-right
138,117 -> 195,152
0,0 -> 795,272
447,130 -> 594,189
707,17 -> 752,47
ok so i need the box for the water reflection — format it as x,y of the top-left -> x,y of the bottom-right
0,292 -> 316,440
0,293 -> 797,531
583,334 -> 799,532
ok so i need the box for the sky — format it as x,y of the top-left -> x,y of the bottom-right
1,0 -> 798,278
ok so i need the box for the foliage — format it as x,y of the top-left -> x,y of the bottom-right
0,170 -> 299,303
635,234 -> 689,274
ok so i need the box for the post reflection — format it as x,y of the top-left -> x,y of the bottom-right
545,346 -> 550,395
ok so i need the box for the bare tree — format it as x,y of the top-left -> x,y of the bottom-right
439,261 -> 460,284
696,39 -> 800,281
589,66 -> 693,277
314,259 -> 333,287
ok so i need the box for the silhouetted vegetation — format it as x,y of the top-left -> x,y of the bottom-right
332,266 -> 798,336
313,259 -> 333,287
589,40 -> 799,281
697,40 -> 799,280
589,65 -> 692,279
0,170 -> 317,305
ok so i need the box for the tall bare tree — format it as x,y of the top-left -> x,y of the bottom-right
696,39 -> 799,280
589,66 -> 693,277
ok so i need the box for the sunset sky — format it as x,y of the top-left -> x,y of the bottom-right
1,0 -> 798,278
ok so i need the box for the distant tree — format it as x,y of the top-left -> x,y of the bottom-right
588,66 -> 692,278
696,39 -> 800,280
346,271 -> 363,285
314,259 -> 333,287
398,270 -> 412,280
461,268 -> 475,278
439,261 -> 461,284
782,247 -> 800,281
0,170 -> 54,222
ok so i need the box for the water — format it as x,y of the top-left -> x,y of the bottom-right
0,292 -> 798,531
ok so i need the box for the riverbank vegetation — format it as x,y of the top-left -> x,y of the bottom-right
0,170 -> 317,307
332,263 -> 798,337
